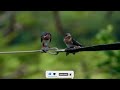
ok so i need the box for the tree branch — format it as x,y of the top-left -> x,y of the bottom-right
53,11 -> 65,36
4,11 -> 16,36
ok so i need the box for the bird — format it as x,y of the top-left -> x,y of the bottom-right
63,33 -> 83,56
41,32 -> 51,53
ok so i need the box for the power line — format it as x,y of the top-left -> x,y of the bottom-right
0,42 -> 120,55
0,48 -> 65,55
65,42 -> 120,53
0,50 -> 42,54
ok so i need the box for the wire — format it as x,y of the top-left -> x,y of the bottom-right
65,42 -> 120,53
47,47 -> 65,55
0,48 -> 65,55
0,50 -> 43,54
0,42 -> 120,55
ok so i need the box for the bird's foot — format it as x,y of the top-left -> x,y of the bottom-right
41,47 -> 49,53
72,52 -> 76,55
74,46 -> 81,49
66,47 -> 74,50
66,52 -> 69,56
42,50 -> 47,53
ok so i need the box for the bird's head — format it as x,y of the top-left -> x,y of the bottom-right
65,33 -> 72,39
41,32 -> 51,40
64,33 -> 72,44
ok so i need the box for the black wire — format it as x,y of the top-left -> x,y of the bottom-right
65,42 -> 120,53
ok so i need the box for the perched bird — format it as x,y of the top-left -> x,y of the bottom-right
41,32 -> 51,52
63,33 -> 83,56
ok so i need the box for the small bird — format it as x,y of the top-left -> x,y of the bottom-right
41,32 -> 51,53
64,33 -> 83,56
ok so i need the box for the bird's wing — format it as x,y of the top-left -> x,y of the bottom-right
49,33 -> 52,42
41,32 -> 46,42
72,38 -> 83,47
41,36 -> 43,42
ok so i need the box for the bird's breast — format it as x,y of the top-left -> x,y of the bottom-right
43,40 -> 50,46
64,39 -> 73,44
66,44 -> 75,48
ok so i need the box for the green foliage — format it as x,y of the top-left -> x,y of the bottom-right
95,24 -> 120,79
16,12 -> 37,26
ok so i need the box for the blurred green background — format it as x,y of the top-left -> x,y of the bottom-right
0,11 -> 120,79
